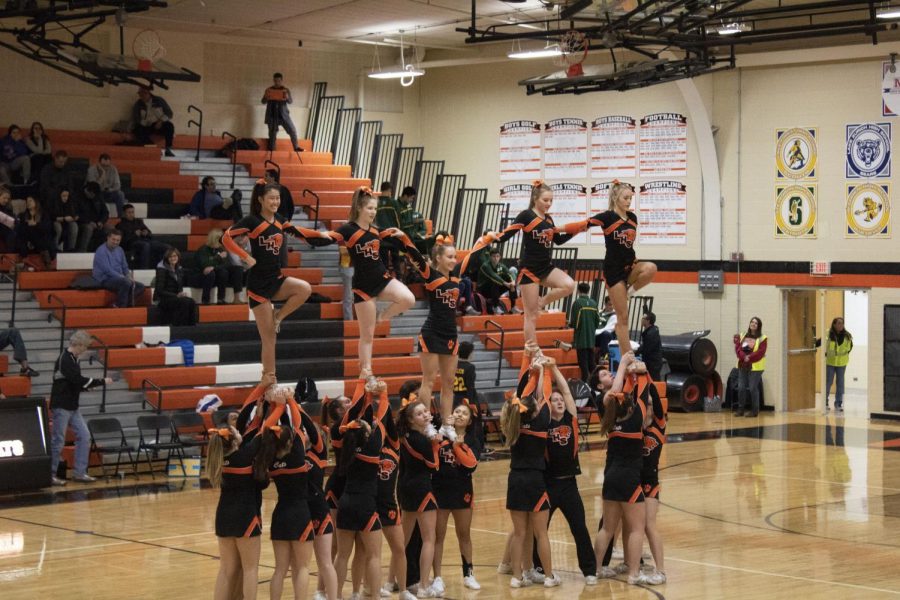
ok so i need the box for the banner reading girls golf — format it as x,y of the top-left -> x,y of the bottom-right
637,181 -> 687,245
639,113 -> 688,177
590,115 -> 637,178
499,184 -> 533,214
543,118 -> 588,180
499,120 -> 542,181
549,183 -> 589,244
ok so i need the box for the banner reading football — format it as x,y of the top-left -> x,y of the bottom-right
590,116 -> 637,178
549,183 -> 589,245
543,118 -> 588,179
499,184 -> 533,215
639,113 -> 687,177
638,181 -> 687,245
499,120 -> 542,181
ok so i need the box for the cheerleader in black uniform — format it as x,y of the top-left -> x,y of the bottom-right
319,187 -> 415,376
592,351 -> 653,585
634,371 -> 667,585
223,181 -> 333,385
499,348 -> 561,588
431,402 -> 481,592
588,181 -> 657,354
398,399 -> 442,598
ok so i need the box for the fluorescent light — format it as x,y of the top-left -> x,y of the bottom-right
716,22 -> 749,35
368,67 -> 425,79
877,7 -> 900,19
508,45 -> 562,59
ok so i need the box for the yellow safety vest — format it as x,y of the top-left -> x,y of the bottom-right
825,337 -> 852,368
737,335 -> 767,371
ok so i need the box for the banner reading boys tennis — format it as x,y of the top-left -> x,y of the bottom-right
549,183 -> 589,244
543,118 -> 588,180
590,116 -> 637,178
639,113 -> 687,177
499,120 -> 542,181
638,181 -> 687,245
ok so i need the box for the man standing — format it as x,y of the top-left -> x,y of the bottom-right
49,330 -> 112,486
92,229 -> 146,307
117,203 -> 168,269
86,153 -> 126,217
570,283 -> 600,382
262,72 -> 300,152
640,311 -> 663,381
132,86 -> 175,157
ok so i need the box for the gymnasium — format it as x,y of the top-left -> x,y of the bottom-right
0,1 -> 899,599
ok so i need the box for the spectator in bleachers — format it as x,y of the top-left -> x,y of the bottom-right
477,247 -> 519,315
39,150 -> 78,208
76,181 -> 110,252
376,181 -> 401,271
187,176 -> 241,221
132,85 -> 175,157
92,228 -> 145,308
16,196 -> 54,267
0,327 -> 39,377
50,187 -> 79,252
118,203 -> 167,269
154,247 -> 197,326
194,227 -> 244,305
25,122 -> 52,179
570,283 -> 600,382
594,296 -> 617,361
264,169 -> 294,267
398,186 -> 430,254
262,72 -> 300,152
86,153 -> 126,217
49,330 -> 112,486
0,124 -> 31,185
0,185 -> 16,252
640,311 -> 663,381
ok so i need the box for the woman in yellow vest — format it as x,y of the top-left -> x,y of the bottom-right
733,317 -> 767,417
819,317 -> 853,413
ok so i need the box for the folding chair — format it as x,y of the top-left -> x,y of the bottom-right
137,414 -> 187,478
480,390 -> 507,446
569,378 -> 597,451
171,412 -> 209,457
88,417 -> 138,479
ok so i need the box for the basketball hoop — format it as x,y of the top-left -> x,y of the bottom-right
133,29 -> 166,73
559,30 -> 589,78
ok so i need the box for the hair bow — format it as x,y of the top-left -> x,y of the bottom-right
508,396 -> 529,414
268,424 -> 283,435
209,427 -> 232,439
339,420 -> 363,434
532,179 -> 544,188
255,178 -> 267,186
401,392 -> 418,408
612,179 -> 620,185
360,186 -> 374,197
435,234 -> 454,246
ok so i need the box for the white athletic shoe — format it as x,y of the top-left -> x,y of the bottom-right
584,575 -> 598,585
399,592 -> 417,600
382,582 -> 400,595
465,306 -> 478,316
627,573 -> 651,585
509,576 -> 528,589
438,424 -> 457,442
430,577 -> 445,596
613,563 -> 630,575
349,593 -> 362,600
543,573 -> 562,588
416,586 -> 437,598
463,575 -> 481,590
497,562 -> 513,574
597,566 -> 617,579
645,570 -> 667,585
312,592 -> 326,600
525,568 -> 544,583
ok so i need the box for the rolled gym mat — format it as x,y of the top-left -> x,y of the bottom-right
704,370 -> 723,400
660,331 -> 718,376
665,371 -> 706,412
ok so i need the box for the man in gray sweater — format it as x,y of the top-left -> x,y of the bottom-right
86,153 -> 126,217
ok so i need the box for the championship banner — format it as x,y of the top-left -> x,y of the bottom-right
549,183 -> 589,244
774,184 -> 817,238
775,127 -> 817,180
846,182 -> 891,237
883,61 -> 900,117
588,181 -> 635,246
590,116 -> 637,178
638,113 -> 687,177
499,120 -> 542,181
637,181 -> 687,245
499,184 -> 533,216
846,122 -> 891,178
543,118 -> 588,180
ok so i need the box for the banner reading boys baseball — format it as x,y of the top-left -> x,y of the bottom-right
590,116 -> 637,178
639,113 -> 687,177
845,122 -> 891,178
543,118 -> 588,180
499,184 -> 533,215
637,181 -> 687,245
549,183 -> 589,244
499,120 -> 542,181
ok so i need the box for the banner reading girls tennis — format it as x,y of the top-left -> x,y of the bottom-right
639,113 -> 688,177
590,116 -> 637,178
549,183 -> 589,244
499,184 -> 533,214
499,120 -> 542,181
543,118 -> 588,180
638,181 -> 687,245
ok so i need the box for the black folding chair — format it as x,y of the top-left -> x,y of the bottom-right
136,414 -> 187,478
569,378 -> 597,451
171,412 -> 209,456
480,390 -> 507,445
88,417 -> 138,479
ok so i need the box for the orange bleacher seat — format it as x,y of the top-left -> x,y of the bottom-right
479,329 -> 574,349
0,355 -> 8,373
143,386 -> 252,413
87,327 -> 145,347
503,348 -> 578,367
131,174 -> 198,189
0,375 -> 31,397
122,365 -> 217,389
247,163 -> 352,179
343,321 -> 391,338
458,312 -> 567,333
34,289 -> 152,309
59,307 -> 148,327
344,337 -> 414,356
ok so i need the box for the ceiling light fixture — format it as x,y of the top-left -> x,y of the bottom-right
877,4 -> 900,19
716,21 -> 750,35
508,40 -> 562,59
367,31 -> 423,86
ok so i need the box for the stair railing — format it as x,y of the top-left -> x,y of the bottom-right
221,131 -> 237,188
45,293 -> 68,355
302,189 -> 321,229
0,254 -> 19,326
187,105 -> 203,162
483,319 -> 506,386
88,336 -> 111,413
141,378 -> 164,414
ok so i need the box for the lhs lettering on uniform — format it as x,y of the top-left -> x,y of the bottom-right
356,239 -> 380,259
613,228 -> 635,248
532,228 -> 555,248
260,233 -> 283,254
434,287 -> 458,308
0,440 -> 24,457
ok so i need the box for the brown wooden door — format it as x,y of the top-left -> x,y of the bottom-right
786,289 -> 817,410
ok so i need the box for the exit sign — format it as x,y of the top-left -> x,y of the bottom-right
810,261 -> 831,276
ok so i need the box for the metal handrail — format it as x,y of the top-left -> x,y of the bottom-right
302,188 -> 321,229
141,378 -> 164,414
45,293 -> 68,354
0,254 -> 19,326
483,319 -> 506,386
264,159 -> 280,180
89,336 -> 111,414
187,104 -> 203,162
221,131 -> 237,188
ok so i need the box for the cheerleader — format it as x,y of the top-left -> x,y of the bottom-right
588,181 -> 657,354
398,399 -> 443,597
635,371 -> 667,585
222,181 -> 332,384
592,351 -> 653,585
431,402 -> 482,592
499,347 -> 560,588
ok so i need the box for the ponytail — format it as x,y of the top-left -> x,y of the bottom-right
599,391 -> 634,436
607,180 -> 633,211
528,180 -> 552,210
348,186 -> 375,222
206,433 -> 225,488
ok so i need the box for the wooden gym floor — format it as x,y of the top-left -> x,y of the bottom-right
2,411 -> 900,600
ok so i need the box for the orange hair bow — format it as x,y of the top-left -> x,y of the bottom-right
504,389 -> 516,401
401,392 -> 418,408
612,179 -> 620,185
360,186 -> 374,197
339,420 -> 363,434
508,396 -> 529,414
208,427 -> 232,439
256,178 -> 267,186
532,179 -> 544,188
268,424 -> 283,435
435,234 -> 454,246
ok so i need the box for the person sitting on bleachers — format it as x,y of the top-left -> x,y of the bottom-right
0,327 -> 39,377
25,122 -> 52,179
118,203 -> 168,270
375,181 -> 402,272
50,187 -> 79,253
86,153 -> 126,217
193,227 -> 244,305
92,228 -> 145,308
76,181 -> 110,252
15,196 -> 54,267
477,247 -> 520,315
39,150 -> 78,209
398,186 -> 430,254
187,176 -> 240,221
154,247 -> 197,325
132,85 -> 175,157
0,185 -> 16,252
0,124 -> 31,185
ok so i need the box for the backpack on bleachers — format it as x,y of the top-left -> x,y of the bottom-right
296,377 -> 318,403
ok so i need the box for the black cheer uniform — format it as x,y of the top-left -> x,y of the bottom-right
506,385 -> 551,512
495,209 -> 577,285
300,406 -> 335,536
325,221 -> 394,303
336,422 -> 384,532
215,435 -> 266,538
398,429 -> 440,512
603,390 -> 648,504
590,210 -> 638,288
634,375 -> 666,500
324,421 -> 346,510
223,214 -> 329,308
400,236 -> 461,355
432,431 -> 480,510
377,416 -> 402,527
269,441 -> 314,542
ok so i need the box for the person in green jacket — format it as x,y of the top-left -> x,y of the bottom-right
569,283 -> 600,382
818,317 -> 853,413
477,247 -> 519,315
375,181 -> 401,271
193,228 -> 245,304
398,186 -> 431,252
